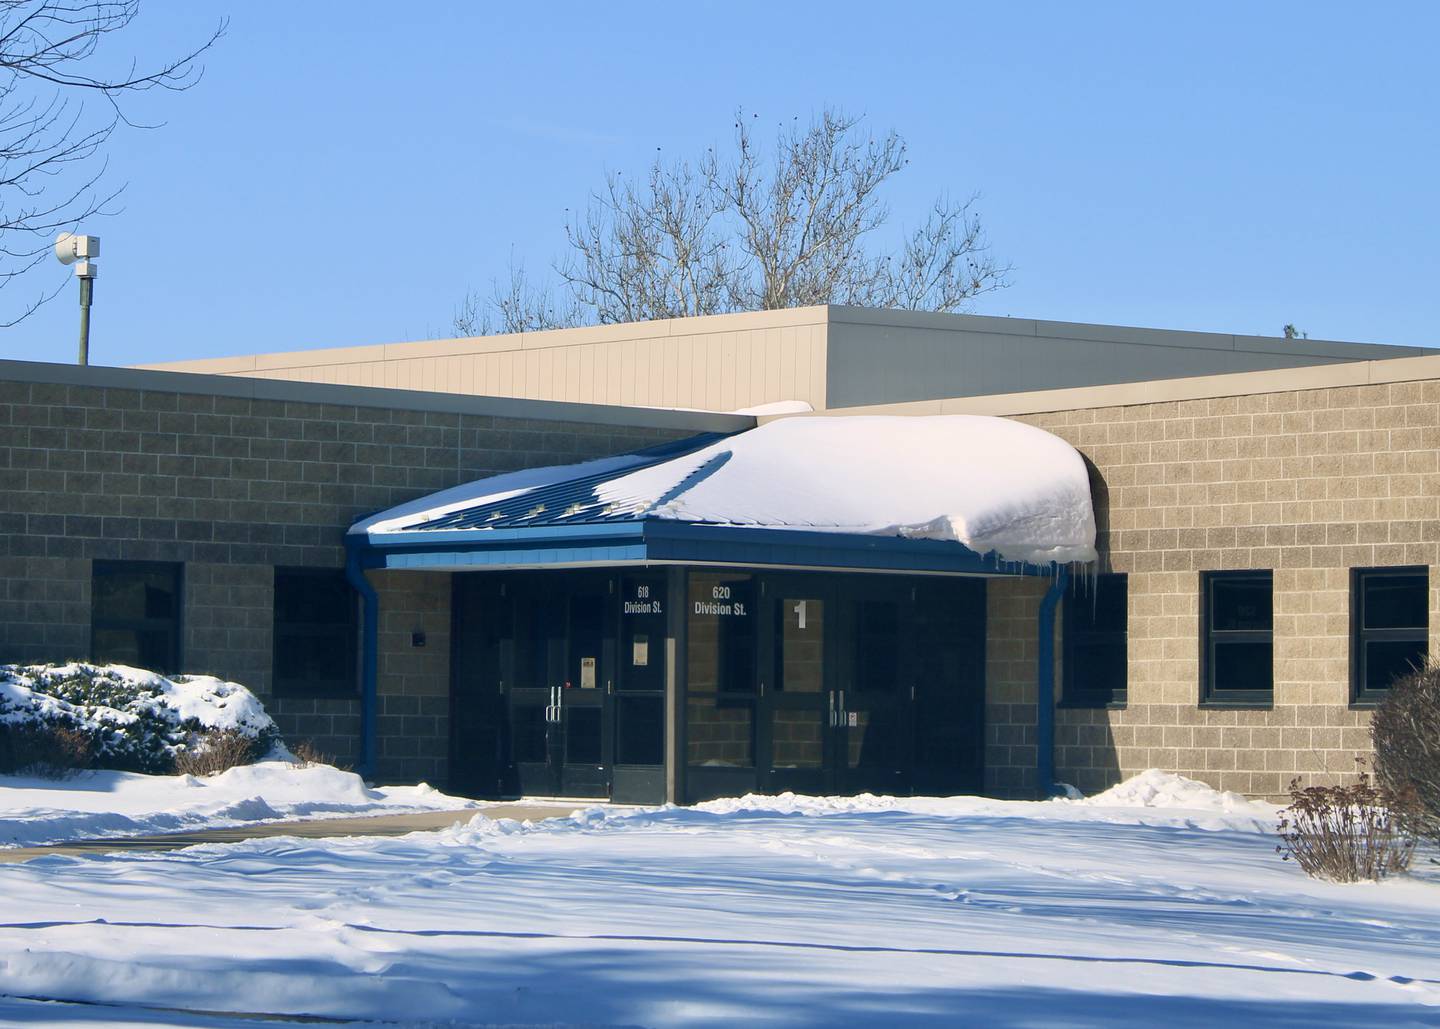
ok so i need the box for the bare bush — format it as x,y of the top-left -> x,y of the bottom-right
1276,773 -> 1417,882
0,720 -> 96,777
288,738 -> 347,771
173,728 -> 260,777
1371,662 -> 1440,847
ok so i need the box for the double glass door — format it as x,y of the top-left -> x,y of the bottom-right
760,576 -> 912,796
452,571 -> 669,803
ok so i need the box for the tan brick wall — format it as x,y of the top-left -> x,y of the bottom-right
984,578 -> 1047,797
372,569 -> 452,785
985,378 -> 1440,800
0,374 -> 698,780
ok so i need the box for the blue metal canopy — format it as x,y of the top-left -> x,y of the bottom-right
342,428 -> 1072,790
345,428 -> 1067,578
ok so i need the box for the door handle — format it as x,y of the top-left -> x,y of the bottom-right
828,691 -> 836,728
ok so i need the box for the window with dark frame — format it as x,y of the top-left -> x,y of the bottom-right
1202,570 -> 1273,706
1352,567 -> 1429,705
272,568 -> 358,698
685,571 -> 757,769
91,560 -> 183,674
1062,573 -> 1128,707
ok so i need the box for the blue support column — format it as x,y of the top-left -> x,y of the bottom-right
345,546 -> 379,782
1035,565 -> 1069,797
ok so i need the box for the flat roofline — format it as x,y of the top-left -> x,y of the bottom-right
826,305 -> 1429,361
0,358 -> 755,433
135,305 -> 833,373
135,305 -> 1428,375
801,352 -> 1440,420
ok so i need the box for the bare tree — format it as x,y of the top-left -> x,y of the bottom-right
453,259 -> 583,337
0,2 -> 223,324
454,107 -> 1009,335
560,161 -> 738,324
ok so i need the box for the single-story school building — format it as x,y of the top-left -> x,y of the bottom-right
2,307 -> 1436,803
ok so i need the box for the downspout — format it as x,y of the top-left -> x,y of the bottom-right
345,542 -> 379,782
1036,564 -> 1069,798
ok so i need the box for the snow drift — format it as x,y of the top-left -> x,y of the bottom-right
0,761 -> 478,848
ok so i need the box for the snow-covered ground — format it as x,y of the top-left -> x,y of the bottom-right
0,760 -> 479,848
1,772 -> 1436,1027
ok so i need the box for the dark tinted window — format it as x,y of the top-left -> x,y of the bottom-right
616,694 -> 664,765
1203,570 -> 1273,705
687,572 -> 756,694
91,561 -> 182,673
686,571 -> 757,768
1210,577 -> 1272,632
1063,574 -> 1128,706
273,568 -> 357,697
510,703 -> 548,763
620,574 -> 667,692
566,705 -> 603,765
1353,568 -> 1428,703
855,600 -> 901,695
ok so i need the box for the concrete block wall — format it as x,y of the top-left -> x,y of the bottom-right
372,569 -> 452,784
981,378 -> 1440,800
984,578 -> 1072,798
0,556 -> 89,660
0,367 -> 719,778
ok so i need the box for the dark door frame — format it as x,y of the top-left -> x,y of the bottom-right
757,572 -> 839,795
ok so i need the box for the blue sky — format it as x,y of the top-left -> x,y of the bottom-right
4,1 -> 1438,367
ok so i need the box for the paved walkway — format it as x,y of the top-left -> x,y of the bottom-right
0,804 -> 584,864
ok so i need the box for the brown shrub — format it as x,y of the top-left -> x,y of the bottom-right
1371,662 -> 1440,847
288,738 -> 349,771
173,729 -> 262,777
1276,773 -> 1417,882
0,721 -> 97,778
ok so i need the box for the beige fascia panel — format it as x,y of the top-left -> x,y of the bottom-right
133,353 -> 261,374
826,304 -> 1422,358
139,306 -> 832,374
780,353 -> 1440,422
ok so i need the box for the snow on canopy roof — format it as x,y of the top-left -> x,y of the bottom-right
354,415 -> 1098,566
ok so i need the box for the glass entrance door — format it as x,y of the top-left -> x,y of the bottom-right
834,587 -> 913,796
612,573 -> 668,804
760,579 -> 836,795
558,585 -> 610,797
758,576 -> 917,796
501,575 -> 613,799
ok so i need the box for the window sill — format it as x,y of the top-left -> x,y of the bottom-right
1199,698 -> 1274,711
271,690 -> 360,702
1058,699 -> 1128,711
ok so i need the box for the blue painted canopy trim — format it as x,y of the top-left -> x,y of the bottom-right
349,517 -> 1051,577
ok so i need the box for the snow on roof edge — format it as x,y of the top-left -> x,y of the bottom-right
355,415 -> 1099,567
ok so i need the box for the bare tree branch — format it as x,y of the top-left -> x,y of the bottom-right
453,259 -> 583,337
0,2 -> 224,324
457,106 -> 1010,332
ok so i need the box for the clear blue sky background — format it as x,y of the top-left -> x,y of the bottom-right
4,1 -> 1437,367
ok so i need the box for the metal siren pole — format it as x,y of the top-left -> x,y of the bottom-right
55,233 -> 101,365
